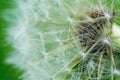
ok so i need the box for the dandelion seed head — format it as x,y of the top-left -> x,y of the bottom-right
6,0 -> 120,80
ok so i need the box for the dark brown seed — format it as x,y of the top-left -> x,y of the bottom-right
78,11 -> 114,55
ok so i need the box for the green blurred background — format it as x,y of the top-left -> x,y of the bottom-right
0,0 -> 22,80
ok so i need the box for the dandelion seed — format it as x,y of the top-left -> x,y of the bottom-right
102,37 -> 111,45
